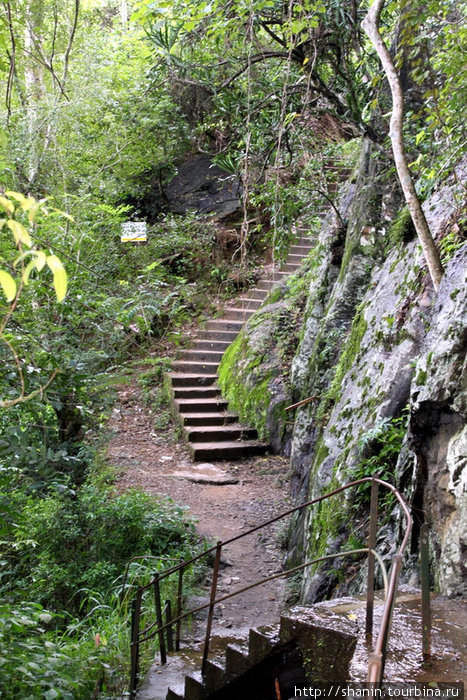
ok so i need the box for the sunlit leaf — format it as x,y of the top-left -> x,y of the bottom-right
46,255 -> 68,302
7,220 -> 32,247
0,270 -> 17,302
0,195 -> 14,215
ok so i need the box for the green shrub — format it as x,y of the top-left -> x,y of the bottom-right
8,486 -> 197,615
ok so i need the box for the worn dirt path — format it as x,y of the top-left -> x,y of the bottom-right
108,378 -> 292,633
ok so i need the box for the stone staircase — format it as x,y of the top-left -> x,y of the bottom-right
137,605 -> 357,700
168,236 -> 315,460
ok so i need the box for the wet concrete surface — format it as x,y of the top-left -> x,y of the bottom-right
345,589 -> 467,683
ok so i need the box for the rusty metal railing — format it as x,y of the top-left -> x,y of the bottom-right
128,477 -> 415,696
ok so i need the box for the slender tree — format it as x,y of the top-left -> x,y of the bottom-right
362,0 -> 445,291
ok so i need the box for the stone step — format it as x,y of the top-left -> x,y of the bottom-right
180,412 -> 238,426
179,350 -> 224,363
225,643 -> 251,679
189,340 -> 231,352
187,425 -> 258,443
206,319 -> 244,332
171,361 -> 219,375
169,373 -> 218,387
248,625 -> 281,664
222,307 -> 256,321
175,398 -> 228,413
281,262 -> 302,273
232,297 -> 263,309
202,659 -> 226,694
184,671 -> 206,700
197,329 -> 239,342
173,386 -> 220,400
166,686 -> 184,700
289,245 -> 312,255
255,280 -> 278,291
286,254 -> 305,265
188,440 -> 268,460
245,289 -> 268,300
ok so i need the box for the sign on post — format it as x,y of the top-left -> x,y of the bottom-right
121,221 -> 147,243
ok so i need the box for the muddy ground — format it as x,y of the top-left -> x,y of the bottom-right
109,379 -> 292,632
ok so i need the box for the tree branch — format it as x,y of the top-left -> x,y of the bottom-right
362,0 -> 444,290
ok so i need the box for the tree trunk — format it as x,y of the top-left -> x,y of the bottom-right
362,0 -> 444,291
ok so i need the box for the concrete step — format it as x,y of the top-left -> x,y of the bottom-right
180,412 -> 238,426
206,319 -> 244,332
173,387 -> 220,400
233,298 -> 263,309
175,398 -> 228,413
187,425 -> 258,443
197,329 -> 239,342
166,686 -> 184,700
245,289 -> 268,300
189,340 -> 231,352
255,277 -> 279,289
169,373 -> 217,387
188,440 -> 268,460
222,307 -> 256,321
286,254 -> 305,265
281,262 -> 302,273
171,361 -> 219,374
202,659 -> 226,694
184,671 -> 206,700
179,350 -> 224,363
289,245 -> 312,255
248,625 -> 281,664
225,643 -> 251,679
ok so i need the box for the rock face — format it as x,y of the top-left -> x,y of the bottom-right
164,154 -> 241,218
219,140 -> 466,599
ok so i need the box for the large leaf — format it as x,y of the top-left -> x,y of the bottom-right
7,220 -> 32,247
0,270 -> 17,302
46,255 -> 68,302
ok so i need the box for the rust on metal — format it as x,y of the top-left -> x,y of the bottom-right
165,599 -> 174,652
153,574 -> 167,665
129,590 -> 142,698
420,523 -> 431,660
176,560 -> 183,651
366,478 -> 379,637
202,540 -> 222,674
129,477 -> 413,691
284,396 -> 318,412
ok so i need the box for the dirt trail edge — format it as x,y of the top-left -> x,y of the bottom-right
109,379 -> 292,633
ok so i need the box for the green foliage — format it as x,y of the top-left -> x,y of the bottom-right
4,484 -> 196,614
318,304 -> 368,418
0,601 -> 100,699
387,207 -> 417,250
350,413 -> 408,506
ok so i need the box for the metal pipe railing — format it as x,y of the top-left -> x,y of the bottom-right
128,476 -> 414,697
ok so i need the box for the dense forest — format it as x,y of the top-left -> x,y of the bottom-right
1,0 -> 466,696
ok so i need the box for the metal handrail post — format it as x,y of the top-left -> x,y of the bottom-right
154,573 -> 167,664
366,478 -> 379,637
176,560 -> 183,651
368,553 -> 403,684
129,591 -> 142,698
420,523 -> 431,660
165,599 -> 174,652
202,540 -> 222,674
